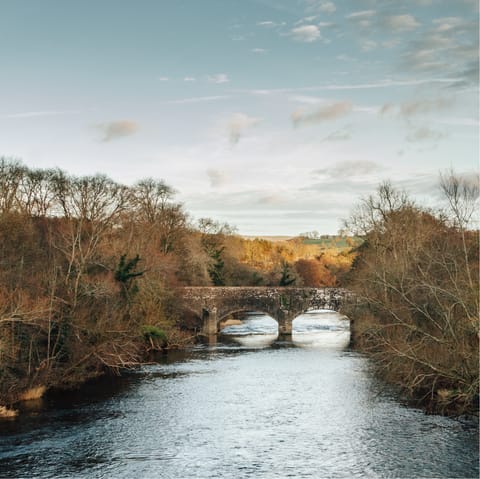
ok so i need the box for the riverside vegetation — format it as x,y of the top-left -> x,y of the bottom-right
344,176 -> 479,416
0,158 -> 477,417
0,158 -> 354,414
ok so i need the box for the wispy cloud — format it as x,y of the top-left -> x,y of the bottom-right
318,1 -> 336,13
305,0 -> 336,13
183,76 -> 196,82
400,16 -> 478,84
379,98 -> 454,117
321,127 -> 352,142
314,160 -> 382,178
98,120 -> 139,142
206,168 -> 230,188
406,126 -> 446,142
166,95 -> 230,105
257,20 -> 286,28
228,113 -> 261,145
379,103 -> 396,116
252,48 -> 268,54
361,40 -> 378,52
292,101 -> 353,126
236,78 -> 462,97
400,98 -> 453,117
382,14 -> 421,31
346,10 -> 376,28
289,95 -> 327,105
207,73 -> 230,84
290,25 -> 321,42
158,76 -> 169,81
436,117 -> 479,127
2,110 -> 81,119
257,20 -> 275,26
432,16 -> 463,32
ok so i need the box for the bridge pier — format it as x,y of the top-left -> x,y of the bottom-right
201,307 -> 218,336
277,311 -> 293,341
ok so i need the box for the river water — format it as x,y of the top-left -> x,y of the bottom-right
0,311 -> 478,479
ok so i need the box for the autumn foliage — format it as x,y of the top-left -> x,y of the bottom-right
0,158 -> 354,407
344,178 -> 479,415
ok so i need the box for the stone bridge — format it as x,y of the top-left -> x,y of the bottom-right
180,287 -> 351,337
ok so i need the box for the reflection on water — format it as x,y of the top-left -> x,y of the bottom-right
224,333 -> 279,348
293,310 -> 351,349
220,309 -> 351,350
0,310 -> 478,479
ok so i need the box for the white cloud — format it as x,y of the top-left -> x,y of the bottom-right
318,1 -> 336,13
314,160 -> 382,178
379,98 -> 454,117
98,120 -> 139,142
304,0 -> 336,14
400,98 -> 453,117
166,95 -> 230,105
207,73 -> 230,84
295,16 -> 317,25
290,25 -> 321,42
322,127 -> 352,142
257,20 -> 275,26
347,10 -> 376,19
252,48 -> 268,54
206,168 -> 230,188
382,39 -> 400,48
184,77 -> 196,82
361,40 -> 378,51
383,14 -> 420,32
234,78 -> 463,98
291,101 -> 353,126
227,113 -> 262,145
406,126 -> 446,142
346,10 -> 376,28
436,117 -> 479,127
2,110 -> 81,119
432,16 -> 463,32
289,95 -> 327,105
379,103 -> 396,116
401,16 -> 477,83
257,20 -> 286,27
158,76 -> 169,81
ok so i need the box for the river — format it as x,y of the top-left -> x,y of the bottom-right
0,311 -> 478,478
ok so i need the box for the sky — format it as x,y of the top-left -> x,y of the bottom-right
0,0 -> 478,235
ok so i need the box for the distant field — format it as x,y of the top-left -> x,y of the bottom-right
302,236 -> 362,248
241,235 -> 361,248
242,235 -> 294,242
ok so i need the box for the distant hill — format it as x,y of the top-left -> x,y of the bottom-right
241,235 -> 294,242
300,235 -> 362,248
241,234 -> 361,249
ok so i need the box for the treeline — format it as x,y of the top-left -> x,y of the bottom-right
0,158 -> 354,408
344,175 -> 479,415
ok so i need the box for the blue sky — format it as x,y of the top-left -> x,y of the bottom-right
0,0 -> 478,234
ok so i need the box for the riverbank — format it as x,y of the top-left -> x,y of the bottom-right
346,305 -> 479,417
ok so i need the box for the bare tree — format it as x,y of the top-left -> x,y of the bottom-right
0,157 -> 26,214
344,181 -> 412,236
132,178 -> 176,223
51,172 -> 131,306
18,168 -> 57,217
344,178 -> 479,414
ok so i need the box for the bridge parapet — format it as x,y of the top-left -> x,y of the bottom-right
180,287 -> 351,336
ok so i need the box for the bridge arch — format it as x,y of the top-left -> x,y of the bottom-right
180,287 -> 351,337
217,308 -> 280,331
